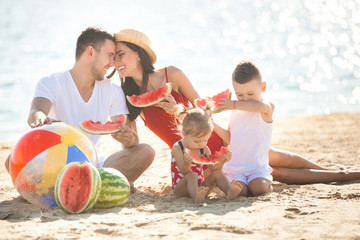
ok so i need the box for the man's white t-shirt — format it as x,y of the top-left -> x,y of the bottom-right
34,70 -> 129,156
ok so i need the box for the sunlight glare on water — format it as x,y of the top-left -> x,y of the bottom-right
0,0 -> 359,141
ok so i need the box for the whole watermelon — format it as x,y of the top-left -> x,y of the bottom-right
55,161 -> 101,214
94,168 -> 130,208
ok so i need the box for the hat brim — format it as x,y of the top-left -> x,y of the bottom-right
114,33 -> 157,64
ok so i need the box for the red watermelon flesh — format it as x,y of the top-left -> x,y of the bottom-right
79,114 -> 127,135
194,89 -> 232,113
186,146 -> 230,165
126,83 -> 172,107
55,162 -> 101,214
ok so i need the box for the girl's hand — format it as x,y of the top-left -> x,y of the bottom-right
211,151 -> 232,171
215,98 -> 236,112
183,152 -> 193,165
222,151 -> 232,163
154,95 -> 179,115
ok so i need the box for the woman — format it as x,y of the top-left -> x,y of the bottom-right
108,29 -> 360,184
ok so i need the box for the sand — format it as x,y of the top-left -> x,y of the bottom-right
0,113 -> 360,239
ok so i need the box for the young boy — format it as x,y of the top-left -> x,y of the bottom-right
213,60 -> 274,196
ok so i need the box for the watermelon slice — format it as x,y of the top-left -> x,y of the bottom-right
186,146 -> 230,165
79,115 -> 127,135
54,161 -> 101,214
126,83 -> 172,107
194,89 -> 232,113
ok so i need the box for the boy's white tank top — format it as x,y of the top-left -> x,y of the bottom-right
226,110 -> 273,171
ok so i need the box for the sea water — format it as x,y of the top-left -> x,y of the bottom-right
0,0 -> 359,141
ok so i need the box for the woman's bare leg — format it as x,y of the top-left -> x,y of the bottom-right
272,167 -> 360,184
269,147 -> 326,170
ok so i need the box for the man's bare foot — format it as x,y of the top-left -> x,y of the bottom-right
227,180 -> 242,200
129,182 -> 137,194
194,186 -> 209,203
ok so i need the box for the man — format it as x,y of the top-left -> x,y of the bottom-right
5,27 -> 154,186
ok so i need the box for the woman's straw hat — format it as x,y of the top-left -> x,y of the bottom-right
114,29 -> 157,64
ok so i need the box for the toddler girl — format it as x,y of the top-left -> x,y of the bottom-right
171,106 -> 242,203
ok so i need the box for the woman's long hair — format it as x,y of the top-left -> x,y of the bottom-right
108,42 -> 155,121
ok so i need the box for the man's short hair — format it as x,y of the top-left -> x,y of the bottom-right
75,27 -> 115,60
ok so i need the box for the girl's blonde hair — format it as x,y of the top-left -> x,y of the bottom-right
176,103 -> 213,137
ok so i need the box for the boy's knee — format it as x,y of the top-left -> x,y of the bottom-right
249,179 -> 272,196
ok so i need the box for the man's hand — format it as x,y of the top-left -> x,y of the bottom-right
111,125 -> 135,147
30,117 -> 59,128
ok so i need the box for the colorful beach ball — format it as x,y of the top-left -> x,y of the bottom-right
9,122 -> 98,208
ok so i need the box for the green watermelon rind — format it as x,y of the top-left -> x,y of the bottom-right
94,168 -> 130,209
79,115 -> 127,135
126,83 -> 172,108
185,146 -> 230,165
54,161 -> 101,214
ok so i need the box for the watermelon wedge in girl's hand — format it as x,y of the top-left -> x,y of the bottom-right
126,83 -> 172,107
185,146 -> 230,165
79,115 -> 127,135
194,89 -> 232,113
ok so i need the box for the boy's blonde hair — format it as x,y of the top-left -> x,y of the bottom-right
176,105 -> 213,137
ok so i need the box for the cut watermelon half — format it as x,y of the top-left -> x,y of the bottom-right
194,89 -> 232,113
55,161 -> 101,214
79,115 -> 127,135
126,83 -> 172,107
186,146 -> 230,165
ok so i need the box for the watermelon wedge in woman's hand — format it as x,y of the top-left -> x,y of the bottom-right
126,83 -> 172,107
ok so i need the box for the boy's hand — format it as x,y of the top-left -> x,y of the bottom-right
215,98 -> 235,112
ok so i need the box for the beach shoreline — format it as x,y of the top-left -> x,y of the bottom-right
1,113 -> 360,239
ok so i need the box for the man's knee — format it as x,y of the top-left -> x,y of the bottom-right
138,143 -> 155,166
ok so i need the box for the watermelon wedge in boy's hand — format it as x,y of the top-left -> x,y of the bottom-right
126,83 -> 172,107
194,89 -> 232,113
185,146 -> 230,165
79,115 -> 127,135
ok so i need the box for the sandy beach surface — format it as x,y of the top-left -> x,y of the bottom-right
1,113 -> 360,240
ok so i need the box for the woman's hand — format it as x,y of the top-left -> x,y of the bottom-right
154,95 -> 179,115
